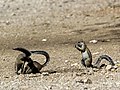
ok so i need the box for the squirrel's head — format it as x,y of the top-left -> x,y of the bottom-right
75,41 -> 86,52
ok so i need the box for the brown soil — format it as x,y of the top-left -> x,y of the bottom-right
0,0 -> 120,90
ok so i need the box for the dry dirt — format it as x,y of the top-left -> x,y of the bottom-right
0,0 -> 120,90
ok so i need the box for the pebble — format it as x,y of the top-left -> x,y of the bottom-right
84,78 -> 92,84
89,40 -> 98,44
5,21 -> 10,25
76,79 -> 84,83
111,69 -> 116,72
11,13 -> 16,16
42,39 -> 47,42
92,68 -> 99,72
116,64 -> 120,67
113,65 -> 118,69
100,39 -> 110,42
106,65 -> 112,70
42,72 -> 49,76
92,52 -> 100,55
71,63 -> 78,67
65,60 -> 68,63
106,75 -> 109,78
76,78 -> 92,84
76,72 -> 86,76
84,87 -> 88,90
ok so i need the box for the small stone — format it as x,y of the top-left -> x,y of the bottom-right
106,65 -> 112,70
76,78 -> 92,84
11,13 -> 16,16
49,86 -> 53,89
84,87 -> 88,90
84,78 -> 92,84
65,60 -> 68,63
5,21 -> 10,25
116,64 -> 120,67
106,75 -> 109,78
91,87 -> 97,90
4,76 -> 9,78
106,39 -> 110,42
92,52 -> 100,55
63,0 -> 69,3
76,79 -> 84,83
76,72 -> 86,76
3,59 -> 6,61
99,39 -> 110,42
89,40 -> 98,44
93,68 -> 99,72
42,39 -> 47,42
42,72 -> 49,76
71,63 -> 78,67
18,74 -> 25,80
113,65 -> 118,69
111,68 -> 116,72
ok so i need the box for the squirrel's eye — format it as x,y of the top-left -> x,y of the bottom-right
78,44 -> 82,47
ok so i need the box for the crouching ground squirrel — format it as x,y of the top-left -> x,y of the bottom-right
13,47 -> 50,74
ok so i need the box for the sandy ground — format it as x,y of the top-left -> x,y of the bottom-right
0,0 -> 120,90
